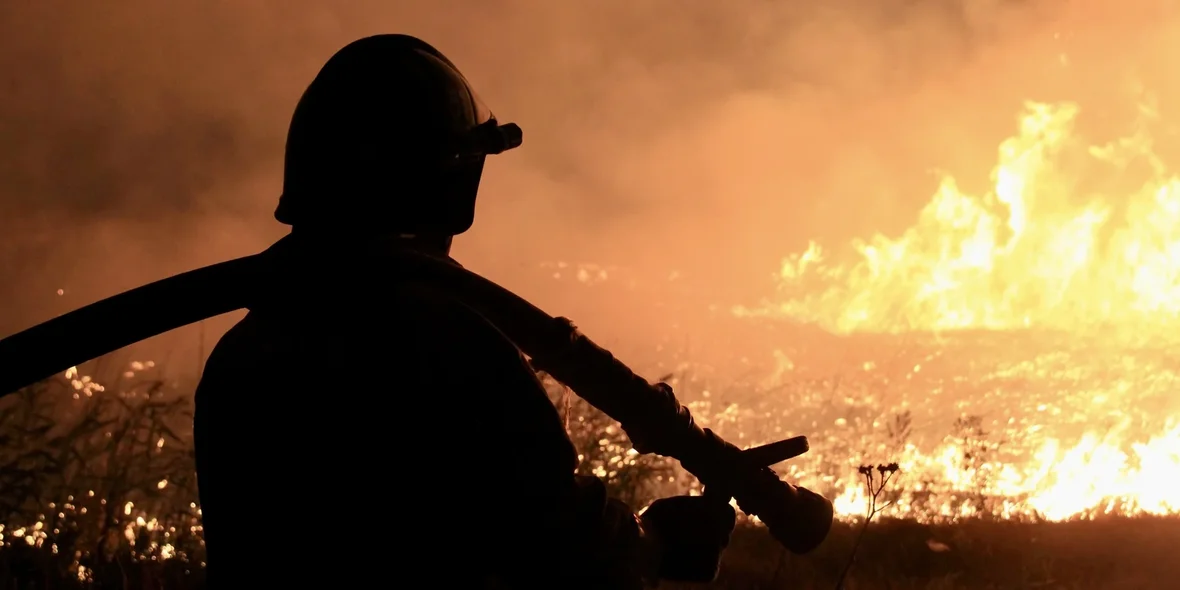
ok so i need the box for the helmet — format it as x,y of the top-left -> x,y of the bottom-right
274,34 -> 522,235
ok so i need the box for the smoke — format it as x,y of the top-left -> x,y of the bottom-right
0,0 -> 1176,375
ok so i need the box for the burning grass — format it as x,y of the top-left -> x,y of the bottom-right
0,342 -> 1172,588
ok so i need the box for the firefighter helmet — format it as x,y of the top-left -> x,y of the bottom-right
275,34 -> 521,235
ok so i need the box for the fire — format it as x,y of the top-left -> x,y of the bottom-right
821,420 -> 1180,522
736,100 -> 1180,521
739,100 -> 1180,336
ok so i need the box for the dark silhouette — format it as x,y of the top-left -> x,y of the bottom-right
192,34 -> 833,588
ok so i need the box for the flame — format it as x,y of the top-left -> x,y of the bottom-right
740,100 -> 1180,336
737,99 -> 1180,521
821,421 -> 1180,521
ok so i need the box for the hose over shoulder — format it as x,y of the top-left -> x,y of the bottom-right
0,254 -> 264,396
0,236 -> 687,445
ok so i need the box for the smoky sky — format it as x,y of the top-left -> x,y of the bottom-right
1,0 -> 1178,375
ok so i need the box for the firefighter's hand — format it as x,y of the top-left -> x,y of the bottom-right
640,495 -> 736,583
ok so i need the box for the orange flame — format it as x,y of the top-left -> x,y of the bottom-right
737,100 -> 1180,521
740,100 -> 1180,337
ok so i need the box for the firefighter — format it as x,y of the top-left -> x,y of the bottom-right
193,34 -> 826,589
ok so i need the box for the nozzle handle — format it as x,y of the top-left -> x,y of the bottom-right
700,436 -> 810,502
743,436 -> 809,468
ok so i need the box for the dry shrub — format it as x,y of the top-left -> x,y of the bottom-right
0,361 -> 204,589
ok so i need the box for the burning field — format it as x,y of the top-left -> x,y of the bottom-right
550,97 -> 1180,527
8,50 -> 1180,590
4,2 -> 1180,589
8,99 -> 1180,588
686,327 -> 1180,521
529,97 -> 1180,586
722,97 -> 1180,524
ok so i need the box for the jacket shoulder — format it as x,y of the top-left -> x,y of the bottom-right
199,281 -> 527,381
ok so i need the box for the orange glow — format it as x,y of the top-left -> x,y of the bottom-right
734,100 -> 1180,521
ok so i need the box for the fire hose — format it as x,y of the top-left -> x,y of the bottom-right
0,236 -> 833,571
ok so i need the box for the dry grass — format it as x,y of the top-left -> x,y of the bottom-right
1,360 -> 1177,589
4,511 -> 1178,589
0,365 -> 204,589
670,516 -> 1180,590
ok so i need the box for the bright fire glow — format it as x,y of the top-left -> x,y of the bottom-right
734,99 -> 1180,521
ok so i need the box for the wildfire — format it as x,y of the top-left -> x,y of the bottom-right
18,99 -> 1180,546
822,419 -> 1180,522
736,100 -> 1180,521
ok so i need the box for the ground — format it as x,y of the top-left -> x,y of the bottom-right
677,517 -> 1179,590
2,517 -> 1177,588
3,355 -> 1176,589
